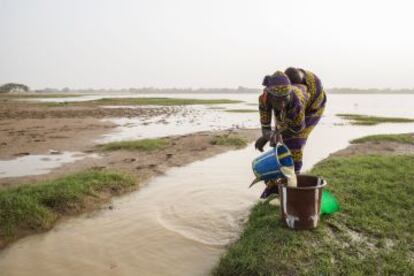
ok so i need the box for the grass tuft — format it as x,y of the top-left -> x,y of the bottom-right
338,114 -> 414,125
351,133 -> 414,144
210,135 -> 247,148
213,154 -> 414,275
101,138 -> 169,151
0,170 -> 135,244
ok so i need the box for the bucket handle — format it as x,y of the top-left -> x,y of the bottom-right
274,142 -> 290,166
273,142 -> 282,164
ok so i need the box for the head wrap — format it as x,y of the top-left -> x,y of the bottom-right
263,71 -> 292,97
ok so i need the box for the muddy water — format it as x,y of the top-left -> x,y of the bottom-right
2,94 -> 414,274
0,147 -> 262,276
1,122 -> 413,275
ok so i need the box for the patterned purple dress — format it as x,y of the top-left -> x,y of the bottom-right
259,70 -> 327,173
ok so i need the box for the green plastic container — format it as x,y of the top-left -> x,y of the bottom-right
321,190 -> 340,215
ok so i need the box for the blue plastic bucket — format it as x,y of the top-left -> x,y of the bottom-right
252,143 -> 294,183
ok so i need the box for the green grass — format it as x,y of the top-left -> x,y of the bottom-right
101,138 -> 169,151
225,109 -> 257,113
210,134 -> 247,148
351,133 -> 414,145
213,154 -> 414,275
338,113 -> 414,125
0,170 -> 135,243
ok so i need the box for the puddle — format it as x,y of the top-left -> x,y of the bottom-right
0,152 -> 99,178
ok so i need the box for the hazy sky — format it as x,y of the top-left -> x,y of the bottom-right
1,0 -> 414,89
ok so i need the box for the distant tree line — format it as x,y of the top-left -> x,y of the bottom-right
0,83 -> 30,93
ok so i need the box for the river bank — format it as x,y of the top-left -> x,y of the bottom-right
0,128 -> 258,249
213,133 -> 414,275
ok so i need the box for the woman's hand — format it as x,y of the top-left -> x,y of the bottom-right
255,136 -> 269,152
269,132 -> 283,147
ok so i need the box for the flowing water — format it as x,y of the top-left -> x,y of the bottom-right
280,166 -> 297,187
0,147 -> 262,276
1,94 -> 414,275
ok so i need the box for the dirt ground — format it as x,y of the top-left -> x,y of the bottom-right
0,98 -> 184,160
0,118 -> 116,159
0,128 -> 259,189
331,138 -> 414,157
0,99 -> 181,120
0,98 -> 260,189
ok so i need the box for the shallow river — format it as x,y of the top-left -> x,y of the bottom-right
0,94 -> 413,275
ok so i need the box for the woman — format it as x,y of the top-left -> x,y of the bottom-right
255,68 -> 327,198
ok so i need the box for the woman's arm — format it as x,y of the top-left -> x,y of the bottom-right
259,91 -> 272,139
